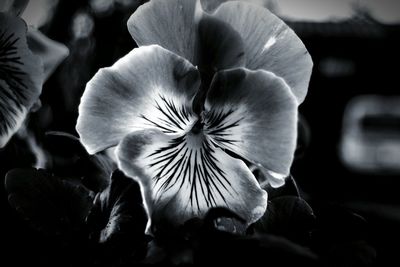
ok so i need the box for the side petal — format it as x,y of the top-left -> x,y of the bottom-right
116,129 -> 268,229
214,1 -> 313,104
76,45 -> 200,155
204,68 -> 298,176
0,13 -> 43,148
128,0 -> 199,63
27,28 -> 69,80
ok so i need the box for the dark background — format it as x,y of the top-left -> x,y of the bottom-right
290,14 -> 400,266
1,0 -> 400,265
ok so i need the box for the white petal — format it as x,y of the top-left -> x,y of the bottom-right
117,129 -> 268,229
205,68 -> 298,175
76,45 -> 200,154
128,0 -> 199,63
214,1 -> 313,103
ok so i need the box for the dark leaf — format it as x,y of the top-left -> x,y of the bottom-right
44,131 -> 114,192
252,196 -> 316,245
5,168 -> 94,238
195,233 -> 319,266
77,152 -> 114,192
0,133 -> 37,173
153,207 -> 246,247
311,204 -> 369,253
44,131 -> 86,158
29,102 -> 53,130
86,170 -> 147,256
149,207 -> 317,266
324,240 -> 376,267
150,207 -> 247,265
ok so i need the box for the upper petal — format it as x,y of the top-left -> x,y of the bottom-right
213,1 -> 313,104
0,12 -> 43,148
205,68 -> 298,176
128,0 -> 246,76
197,14 -> 245,72
76,45 -> 200,154
128,0 -> 199,63
116,128 -> 268,230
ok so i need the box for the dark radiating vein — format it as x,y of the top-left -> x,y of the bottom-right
0,29 -> 27,134
141,96 -> 246,211
0,31 -> 26,92
147,135 -> 231,210
140,94 -> 192,134
205,108 -> 243,147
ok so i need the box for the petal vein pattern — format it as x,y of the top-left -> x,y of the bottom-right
117,129 -> 267,226
140,94 -> 193,134
76,45 -> 200,154
0,13 -> 43,148
148,134 -> 234,211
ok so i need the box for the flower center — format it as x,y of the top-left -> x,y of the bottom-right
190,119 -> 204,134
138,94 -> 247,213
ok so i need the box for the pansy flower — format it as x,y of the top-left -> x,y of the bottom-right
77,0 -> 312,229
0,1 -> 69,148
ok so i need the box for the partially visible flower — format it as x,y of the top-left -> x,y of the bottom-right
77,0 -> 312,229
0,12 -> 42,148
0,1 -> 69,148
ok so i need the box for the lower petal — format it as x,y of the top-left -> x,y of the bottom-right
116,129 -> 268,230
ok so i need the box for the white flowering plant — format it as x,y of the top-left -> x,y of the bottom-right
1,1 -> 376,266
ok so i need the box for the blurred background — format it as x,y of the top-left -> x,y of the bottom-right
283,1 -> 400,265
1,0 -> 400,265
